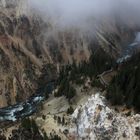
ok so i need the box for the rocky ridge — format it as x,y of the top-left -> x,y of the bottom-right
69,93 -> 140,140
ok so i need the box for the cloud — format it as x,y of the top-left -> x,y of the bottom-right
28,0 -> 140,32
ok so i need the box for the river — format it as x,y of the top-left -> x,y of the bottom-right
1,32 -> 140,122
117,32 -> 140,63
0,81 -> 55,122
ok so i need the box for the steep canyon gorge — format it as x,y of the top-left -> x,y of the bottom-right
0,0 -> 136,108
1,1 -> 140,140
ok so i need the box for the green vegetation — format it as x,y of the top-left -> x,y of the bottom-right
43,132 -> 49,140
107,53 -> 140,110
42,114 -> 46,120
67,106 -> 74,114
37,63 -> 57,99
43,131 -> 61,140
56,48 -> 115,99
21,118 -> 39,133
49,135 -> 61,140
21,118 -> 61,140
91,79 -> 103,88
55,80 -> 76,100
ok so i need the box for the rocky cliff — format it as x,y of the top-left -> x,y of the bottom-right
0,0 -> 135,108
69,93 -> 140,140
0,0 -> 91,107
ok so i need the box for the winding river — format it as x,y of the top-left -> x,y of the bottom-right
0,32 -> 140,122
0,81 -> 55,122
117,32 -> 140,63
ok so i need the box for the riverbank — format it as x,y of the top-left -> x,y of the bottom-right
33,84 -> 100,139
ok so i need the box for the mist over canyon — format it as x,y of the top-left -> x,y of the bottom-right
28,0 -> 140,32
1,0 -> 140,140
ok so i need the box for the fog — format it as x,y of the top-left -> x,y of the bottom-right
29,0 -> 140,32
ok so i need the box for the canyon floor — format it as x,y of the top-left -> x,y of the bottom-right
1,70 -> 140,140
34,81 -> 140,140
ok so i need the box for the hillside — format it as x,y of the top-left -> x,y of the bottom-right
0,0 -> 136,108
1,0 -> 140,140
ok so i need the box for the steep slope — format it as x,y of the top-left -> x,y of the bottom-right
0,0 -> 136,108
0,0 -> 91,108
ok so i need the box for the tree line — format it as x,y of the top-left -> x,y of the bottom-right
107,52 -> 140,110
56,48 -> 115,99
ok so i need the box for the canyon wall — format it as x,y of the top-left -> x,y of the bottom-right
0,0 -> 135,107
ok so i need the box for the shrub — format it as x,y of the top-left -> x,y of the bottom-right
67,106 -> 74,114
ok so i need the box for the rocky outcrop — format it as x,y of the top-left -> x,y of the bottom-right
69,93 -> 140,140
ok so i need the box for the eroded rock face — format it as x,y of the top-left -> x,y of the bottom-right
69,93 -> 140,140
0,0 -> 91,108
0,0 -> 135,108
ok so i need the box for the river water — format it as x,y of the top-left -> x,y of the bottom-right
0,81 -> 55,122
117,32 -> 140,63
1,32 -> 140,122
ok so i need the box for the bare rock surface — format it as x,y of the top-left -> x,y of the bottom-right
69,93 -> 140,140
